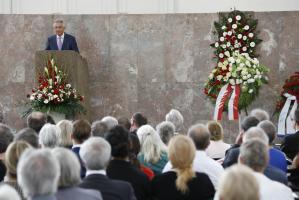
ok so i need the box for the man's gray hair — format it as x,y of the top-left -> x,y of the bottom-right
53,19 -> 65,26
156,121 -> 175,145
258,120 -> 276,145
80,137 -> 111,170
101,116 -> 118,131
165,109 -> 184,132
52,147 -> 81,188
250,108 -> 270,122
243,127 -> 269,145
239,139 -> 268,172
91,120 -> 108,137
39,124 -> 60,148
0,185 -> 21,200
187,124 -> 210,150
17,149 -> 60,198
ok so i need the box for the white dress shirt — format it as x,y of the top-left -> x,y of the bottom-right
86,169 -> 106,176
56,33 -> 65,42
206,140 -> 231,159
163,150 -> 224,189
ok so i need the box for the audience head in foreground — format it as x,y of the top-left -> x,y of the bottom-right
17,149 -> 60,199
257,120 -> 276,146
131,112 -> 147,132
156,121 -> 175,145
91,120 -> 108,138
217,165 -> 259,200
72,120 -> 91,144
101,116 -> 118,131
187,124 -> 210,150
39,123 -> 60,148
56,120 -> 73,148
26,112 -> 47,134
14,128 -> 39,148
0,185 -> 21,200
165,109 -> 184,133
250,108 -> 270,122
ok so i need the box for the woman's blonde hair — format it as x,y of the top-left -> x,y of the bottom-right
218,165 -> 259,200
56,120 -> 73,147
4,141 -> 31,179
168,135 -> 196,194
207,121 -> 223,141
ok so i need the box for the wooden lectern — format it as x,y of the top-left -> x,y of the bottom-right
35,50 -> 90,120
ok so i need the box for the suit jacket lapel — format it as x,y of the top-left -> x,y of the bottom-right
53,36 -> 59,50
61,33 -> 67,50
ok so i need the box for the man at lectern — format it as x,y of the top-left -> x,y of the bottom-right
46,19 -> 79,53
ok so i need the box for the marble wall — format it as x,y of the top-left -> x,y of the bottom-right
0,12 -> 298,142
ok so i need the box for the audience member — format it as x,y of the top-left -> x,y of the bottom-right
79,137 -> 136,200
14,128 -> 39,148
91,120 -> 108,137
0,185 -> 21,200
205,121 -> 231,160
250,108 -> 270,122
39,123 -> 60,148
163,124 -> 224,188
46,114 -> 56,125
17,149 -> 60,200
130,112 -> 147,135
52,147 -> 103,200
101,116 -> 118,131
0,124 -> 14,182
137,125 -> 168,175
26,112 -> 47,133
151,135 -> 215,200
165,109 -> 184,134
239,139 -> 293,200
56,120 -> 73,148
156,121 -> 175,145
106,125 -> 151,200
118,117 -> 131,131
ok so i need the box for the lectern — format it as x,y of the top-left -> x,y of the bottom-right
35,50 -> 90,120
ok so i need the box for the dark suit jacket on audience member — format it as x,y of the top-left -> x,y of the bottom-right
72,147 -> 86,178
46,33 -> 79,53
79,174 -> 136,200
264,165 -> 288,185
0,160 -> 6,182
56,186 -> 102,200
151,171 -> 215,200
107,159 -> 151,200
222,146 -> 240,168
281,131 -> 299,160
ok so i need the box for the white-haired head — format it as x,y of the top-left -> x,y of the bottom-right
243,127 -> 269,145
137,125 -> 167,163
56,120 -> 73,147
52,147 -> 81,188
165,109 -> 184,132
39,123 -> 60,148
250,108 -> 270,122
0,185 -> 21,200
17,148 -> 60,198
80,137 -> 111,170
101,116 -> 118,130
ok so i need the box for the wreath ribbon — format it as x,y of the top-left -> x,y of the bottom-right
278,93 -> 297,136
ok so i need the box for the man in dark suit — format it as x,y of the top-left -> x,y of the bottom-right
79,137 -> 136,200
105,126 -> 151,200
46,19 -> 79,53
281,110 -> 299,160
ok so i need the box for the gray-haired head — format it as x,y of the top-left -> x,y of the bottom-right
80,137 -> 111,170
14,128 -> 39,148
239,139 -> 269,172
91,120 -> 108,137
17,148 -> 60,198
243,127 -> 269,145
52,147 -> 81,188
53,19 -> 65,27
250,108 -> 270,122
0,185 -> 21,200
258,120 -> 276,145
187,124 -> 210,150
165,109 -> 184,133
156,121 -> 175,145
39,124 -> 60,148
101,116 -> 118,131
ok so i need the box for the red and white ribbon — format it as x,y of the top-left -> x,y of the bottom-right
278,93 -> 297,136
213,84 -> 240,121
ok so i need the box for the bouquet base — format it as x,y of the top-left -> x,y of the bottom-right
47,111 -> 66,123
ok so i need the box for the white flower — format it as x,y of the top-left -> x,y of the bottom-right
209,74 -> 214,79
220,37 -> 225,42
227,31 -> 232,36
30,95 -> 35,101
248,33 -> 254,38
228,57 -> 235,63
243,36 -> 247,41
229,79 -> 235,85
212,69 -> 217,73
253,58 -> 259,65
51,59 -> 54,66
60,94 -> 63,98
250,42 -> 255,47
234,44 -> 239,48
237,34 -> 242,39
242,47 -> 247,52
241,70 -> 248,76
223,32 -> 227,37
215,42 -> 219,48
218,62 -> 223,68
44,99 -> 49,104
226,72 -> 231,78
244,25 -> 250,30
236,59 -> 241,64
226,42 -> 231,47
229,66 -> 233,71
248,89 -> 253,93
221,44 -> 227,49
256,70 -> 261,75
248,78 -> 255,83
224,51 -> 230,57
223,60 -> 229,66
232,24 -> 237,29
228,18 -> 233,23
222,65 -> 227,70
222,26 -> 226,30
236,15 -> 241,21
245,60 -> 251,66
247,74 -> 252,78
66,84 -> 71,88
217,75 -> 223,80
236,79 -> 243,84
219,53 -> 224,58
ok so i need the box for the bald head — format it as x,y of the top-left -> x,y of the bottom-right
27,112 -> 47,133
187,124 -> 210,150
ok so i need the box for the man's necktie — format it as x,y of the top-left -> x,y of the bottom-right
57,37 -> 63,50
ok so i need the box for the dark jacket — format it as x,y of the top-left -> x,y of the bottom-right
107,159 -> 151,200
79,174 -> 136,200
46,33 -> 79,53
222,146 -> 240,168
71,146 -> 86,178
151,171 -> 215,200
281,131 -> 299,160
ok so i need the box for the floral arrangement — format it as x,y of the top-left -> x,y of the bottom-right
204,10 -> 269,119
275,72 -> 299,113
23,58 -> 86,117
